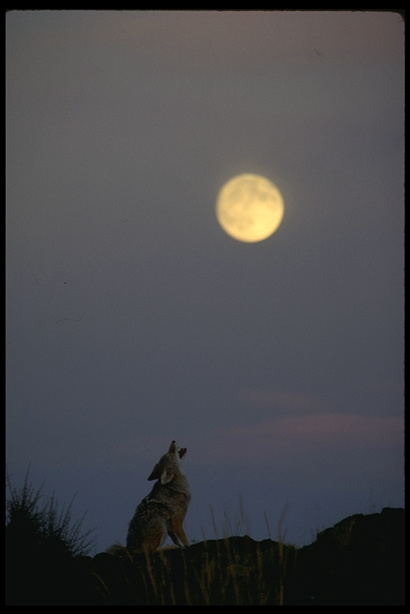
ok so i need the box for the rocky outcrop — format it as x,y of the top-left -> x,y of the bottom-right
6,507 -> 404,605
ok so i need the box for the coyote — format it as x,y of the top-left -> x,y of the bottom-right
126,440 -> 191,554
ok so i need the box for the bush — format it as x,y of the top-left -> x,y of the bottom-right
6,468 -> 95,557
6,468 -> 96,604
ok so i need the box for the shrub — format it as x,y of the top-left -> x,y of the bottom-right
6,468 -> 95,557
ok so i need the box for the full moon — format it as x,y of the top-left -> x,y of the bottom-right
216,173 -> 284,242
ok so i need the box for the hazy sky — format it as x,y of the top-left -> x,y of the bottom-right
6,10 -> 404,550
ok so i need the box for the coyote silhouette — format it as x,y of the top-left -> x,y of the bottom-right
126,441 -> 191,553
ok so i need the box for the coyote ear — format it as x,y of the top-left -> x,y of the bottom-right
147,463 -> 161,481
160,468 -> 175,485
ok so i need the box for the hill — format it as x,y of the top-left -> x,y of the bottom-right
6,507 -> 404,605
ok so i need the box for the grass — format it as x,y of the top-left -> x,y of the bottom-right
7,473 -> 402,604
93,497 -> 294,605
6,467 -> 96,557
108,499 -> 295,605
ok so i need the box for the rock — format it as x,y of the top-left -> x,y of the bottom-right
6,508 -> 404,605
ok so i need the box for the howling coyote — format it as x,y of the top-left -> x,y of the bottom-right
126,441 -> 191,553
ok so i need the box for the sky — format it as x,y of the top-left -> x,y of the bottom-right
6,10 -> 404,551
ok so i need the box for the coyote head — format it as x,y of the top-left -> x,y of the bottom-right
147,440 -> 187,485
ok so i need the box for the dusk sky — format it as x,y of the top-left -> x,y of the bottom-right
6,11 -> 404,551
